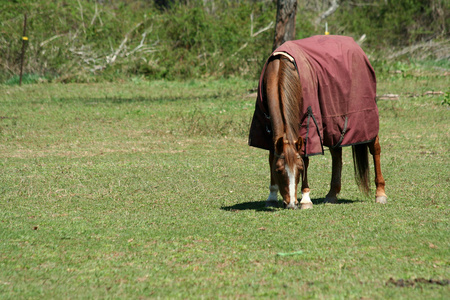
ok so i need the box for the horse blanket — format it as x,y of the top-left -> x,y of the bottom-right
248,35 -> 379,156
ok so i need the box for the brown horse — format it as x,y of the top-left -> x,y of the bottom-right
249,36 -> 387,209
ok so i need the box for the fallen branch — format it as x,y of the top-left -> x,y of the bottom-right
126,26 -> 156,57
106,36 -> 128,64
69,20 -> 157,72
387,40 -> 448,59
423,91 -> 444,96
106,22 -> 143,64
377,94 -> 399,100
245,92 -> 257,98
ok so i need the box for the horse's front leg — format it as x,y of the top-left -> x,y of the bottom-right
368,135 -> 388,203
325,147 -> 342,203
266,151 -> 280,207
300,156 -> 313,209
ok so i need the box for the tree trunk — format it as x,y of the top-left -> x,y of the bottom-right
273,0 -> 297,51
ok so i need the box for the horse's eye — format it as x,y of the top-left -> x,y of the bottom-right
275,165 -> 284,174
275,160 -> 284,172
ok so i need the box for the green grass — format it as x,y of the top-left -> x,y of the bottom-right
0,72 -> 449,298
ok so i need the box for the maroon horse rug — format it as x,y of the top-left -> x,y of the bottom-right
249,35 -> 379,156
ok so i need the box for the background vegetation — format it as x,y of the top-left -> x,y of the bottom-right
1,0 -> 449,83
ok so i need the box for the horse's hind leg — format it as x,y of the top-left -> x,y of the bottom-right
325,147 -> 342,203
368,136 -> 387,203
266,151 -> 280,207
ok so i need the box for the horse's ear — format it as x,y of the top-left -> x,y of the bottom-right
295,137 -> 304,153
275,137 -> 284,155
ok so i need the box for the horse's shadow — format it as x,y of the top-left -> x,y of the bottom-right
221,198 -> 361,212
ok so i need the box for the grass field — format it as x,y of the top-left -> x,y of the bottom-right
0,69 -> 449,298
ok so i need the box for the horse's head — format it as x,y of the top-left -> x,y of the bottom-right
272,135 -> 304,209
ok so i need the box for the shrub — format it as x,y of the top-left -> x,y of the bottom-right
0,0 -> 447,83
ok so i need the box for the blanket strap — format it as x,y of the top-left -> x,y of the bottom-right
305,106 -> 324,156
332,116 -> 348,148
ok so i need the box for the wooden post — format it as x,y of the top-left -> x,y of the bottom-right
273,0 -> 297,51
19,13 -> 28,86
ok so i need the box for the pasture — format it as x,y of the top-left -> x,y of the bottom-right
0,70 -> 449,298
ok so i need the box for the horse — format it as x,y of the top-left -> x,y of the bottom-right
248,35 -> 387,209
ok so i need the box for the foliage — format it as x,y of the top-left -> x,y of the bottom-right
442,91 -> 450,106
0,72 -> 449,298
333,0 -> 449,48
0,0 -> 276,82
0,0 -> 448,83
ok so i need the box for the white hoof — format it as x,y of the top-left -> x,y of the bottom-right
376,196 -> 387,204
300,202 -> 313,209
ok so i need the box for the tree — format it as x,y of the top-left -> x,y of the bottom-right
273,0 -> 297,51
154,0 -> 173,10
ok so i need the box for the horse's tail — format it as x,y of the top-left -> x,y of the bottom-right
352,143 -> 370,196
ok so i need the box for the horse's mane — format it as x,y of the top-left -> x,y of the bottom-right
278,57 -> 302,168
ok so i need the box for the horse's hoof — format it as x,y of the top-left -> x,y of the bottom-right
300,202 -> 313,210
325,196 -> 338,204
376,196 -> 387,204
283,202 -> 299,209
265,200 -> 279,208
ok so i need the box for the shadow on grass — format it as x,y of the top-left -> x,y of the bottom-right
221,198 -> 362,212
46,92 -> 224,105
49,96 -> 185,105
221,200 -> 268,212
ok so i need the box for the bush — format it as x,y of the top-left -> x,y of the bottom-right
0,0 -> 448,83
331,0 -> 449,48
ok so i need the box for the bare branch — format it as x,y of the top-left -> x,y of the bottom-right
231,43 -> 248,57
77,0 -> 86,34
315,0 -> 339,25
347,1 -> 379,7
70,21 -> 158,72
250,12 -> 253,37
252,21 -> 274,37
106,36 -> 128,64
356,34 -> 366,45
126,26 -> 157,57
106,22 -> 143,64
90,2 -> 103,26
387,40 -> 449,60
40,34 -> 64,47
